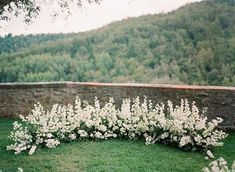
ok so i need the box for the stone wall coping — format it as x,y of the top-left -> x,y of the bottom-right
0,82 -> 234,91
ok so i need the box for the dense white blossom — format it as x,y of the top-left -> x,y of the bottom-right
180,136 -> 192,147
7,97 -> 227,155
202,157 -> 235,172
45,139 -> 60,148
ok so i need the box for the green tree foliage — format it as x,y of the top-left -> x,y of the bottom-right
0,0 -> 235,86
0,0 -> 101,23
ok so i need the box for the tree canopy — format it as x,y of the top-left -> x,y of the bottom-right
0,0 -> 101,23
0,0 -> 235,86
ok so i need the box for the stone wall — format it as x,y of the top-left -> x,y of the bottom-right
0,82 -> 234,129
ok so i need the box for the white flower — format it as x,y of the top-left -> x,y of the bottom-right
47,133 -> 53,138
6,97 -> 227,156
13,121 -> 22,130
28,145 -> 37,155
78,130 -> 88,137
206,150 -> 215,159
179,136 -> 192,147
203,157 -> 235,172
145,135 -> 156,145
17,167 -> 23,172
194,135 -> 202,143
98,125 -> 107,132
68,134 -> 76,140
45,139 -> 60,148
160,132 -> 169,139
202,167 -> 210,172
218,157 -> 227,167
94,132 -> 102,139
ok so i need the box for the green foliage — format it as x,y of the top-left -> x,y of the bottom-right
0,0 -> 101,23
0,0 -> 235,85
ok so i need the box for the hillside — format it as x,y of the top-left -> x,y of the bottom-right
0,0 -> 235,86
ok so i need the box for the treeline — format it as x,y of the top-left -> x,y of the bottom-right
0,0 -> 235,86
0,33 -> 76,54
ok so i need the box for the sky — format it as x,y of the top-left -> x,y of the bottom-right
0,0 -> 201,36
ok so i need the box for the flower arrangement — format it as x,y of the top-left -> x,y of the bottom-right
7,97 -> 227,155
202,158 -> 235,172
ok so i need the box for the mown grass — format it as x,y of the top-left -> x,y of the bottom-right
0,118 -> 234,172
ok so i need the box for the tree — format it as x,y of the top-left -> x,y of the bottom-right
0,0 -> 235,86
0,0 -> 101,23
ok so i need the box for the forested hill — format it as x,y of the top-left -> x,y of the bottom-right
0,0 -> 235,86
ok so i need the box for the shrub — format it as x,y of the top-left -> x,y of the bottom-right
7,97 -> 227,155
202,157 -> 235,172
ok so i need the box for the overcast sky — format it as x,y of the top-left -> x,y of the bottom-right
0,0 -> 201,36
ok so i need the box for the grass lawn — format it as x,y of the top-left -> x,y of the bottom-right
0,118 -> 234,172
